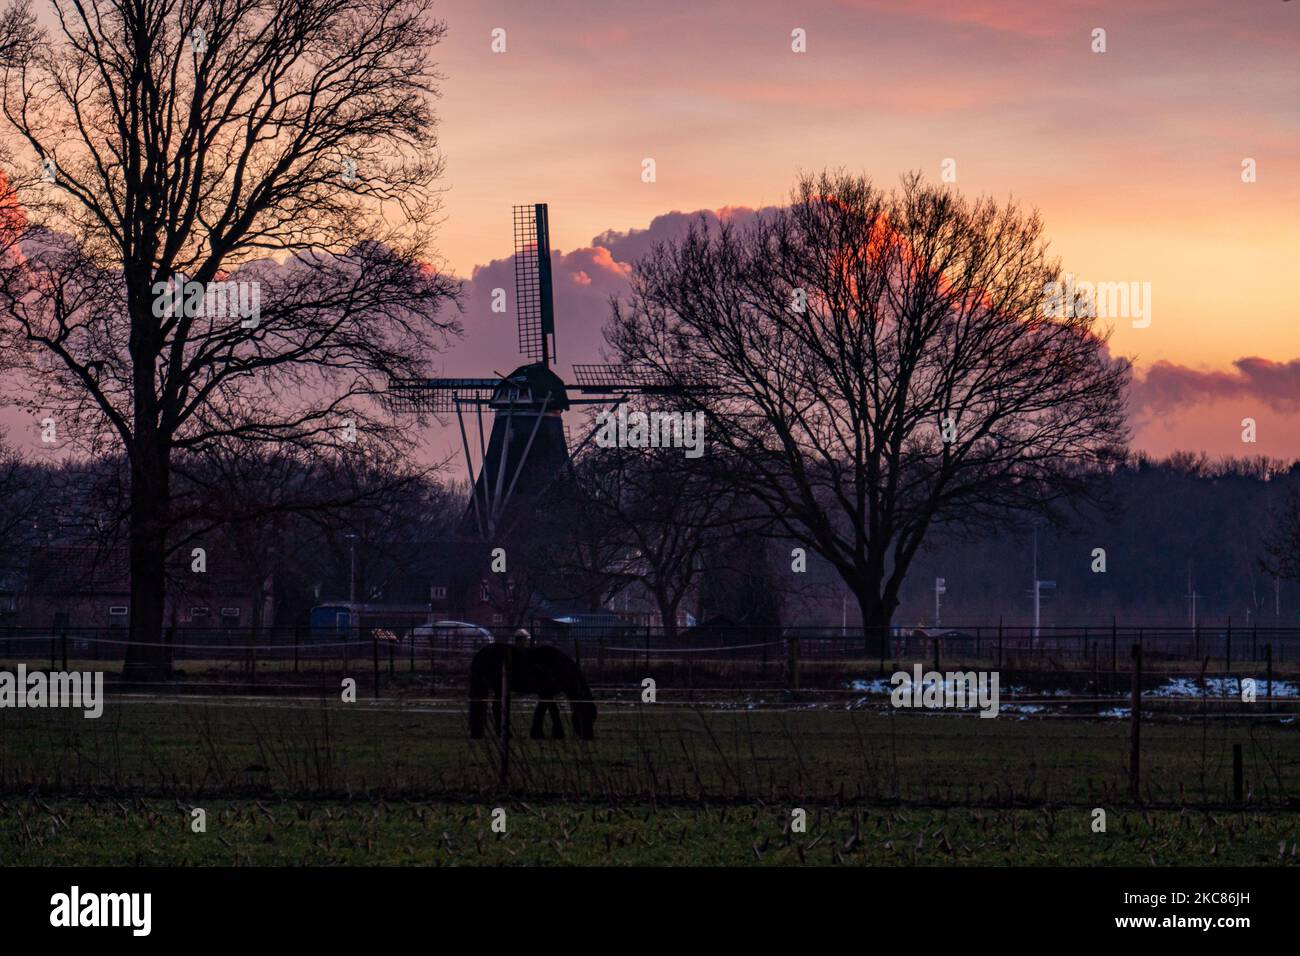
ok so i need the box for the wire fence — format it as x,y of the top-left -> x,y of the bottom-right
0,625 -> 1297,808
0,622 -> 1296,699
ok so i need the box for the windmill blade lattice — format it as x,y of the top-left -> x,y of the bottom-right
384,378 -> 499,414
514,203 -> 556,365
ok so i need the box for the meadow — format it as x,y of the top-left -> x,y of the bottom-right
1,689 -> 1297,865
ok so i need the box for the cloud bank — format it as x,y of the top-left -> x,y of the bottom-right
1130,358 -> 1300,415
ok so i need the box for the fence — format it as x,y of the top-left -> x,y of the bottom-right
0,622 -> 1296,698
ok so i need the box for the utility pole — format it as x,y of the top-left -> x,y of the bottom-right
934,577 -> 946,627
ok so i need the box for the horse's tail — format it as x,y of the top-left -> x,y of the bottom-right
468,647 -> 494,738
567,657 -> 597,740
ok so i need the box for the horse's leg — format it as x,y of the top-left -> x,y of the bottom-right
491,692 -> 502,734
549,700 -> 565,739
530,699 -> 548,739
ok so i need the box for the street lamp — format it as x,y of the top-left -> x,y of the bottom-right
344,533 -> 357,607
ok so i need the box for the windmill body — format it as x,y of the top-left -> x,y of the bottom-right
464,361 -> 571,538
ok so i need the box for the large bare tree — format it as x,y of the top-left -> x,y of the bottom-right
608,171 -> 1129,653
0,0 -> 458,678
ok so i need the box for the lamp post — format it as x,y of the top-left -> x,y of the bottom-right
344,532 -> 358,612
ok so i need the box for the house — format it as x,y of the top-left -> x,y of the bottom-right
12,544 -> 268,631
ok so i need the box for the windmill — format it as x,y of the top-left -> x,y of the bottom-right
388,203 -> 713,541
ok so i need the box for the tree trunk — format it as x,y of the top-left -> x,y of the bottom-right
121,443 -> 172,683
855,589 -> 895,668
656,590 -> 681,640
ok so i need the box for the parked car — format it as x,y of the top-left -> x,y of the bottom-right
411,620 -> 494,651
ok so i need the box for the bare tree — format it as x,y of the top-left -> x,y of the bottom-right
564,443 -> 741,637
608,171 -> 1129,653
0,430 -> 38,570
0,0 -> 459,677
168,438 -> 445,632
1261,488 -> 1300,583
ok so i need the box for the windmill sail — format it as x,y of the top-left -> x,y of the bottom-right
514,203 -> 556,365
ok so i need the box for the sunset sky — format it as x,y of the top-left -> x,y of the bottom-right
2,1 -> 1297,459
425,0 -> 1299,458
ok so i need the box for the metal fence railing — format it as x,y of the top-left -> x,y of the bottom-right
0,622 -> 1295,696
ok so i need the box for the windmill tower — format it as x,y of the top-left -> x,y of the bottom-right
388,203 -> 713,542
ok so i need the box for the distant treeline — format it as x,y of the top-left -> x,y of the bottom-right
887,453 -> 1300,628
3,444 -> 1298,630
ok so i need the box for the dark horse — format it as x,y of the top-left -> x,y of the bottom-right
469,643 -> 597,740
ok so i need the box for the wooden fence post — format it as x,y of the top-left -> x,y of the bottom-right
1091,641 -> 1099,713
1130,642 -> 1142,802
1232,743 -> 1243,803
61,632 -> 68,671
1225,617 -> 1232,673
499,644 -> 513,788
372,636 -> 380,699
1265,643 -> 1273,713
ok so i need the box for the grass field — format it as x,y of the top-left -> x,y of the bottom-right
1,695 -> 1297,804
2,692 -> 1296,865
4,798 -> 1298,866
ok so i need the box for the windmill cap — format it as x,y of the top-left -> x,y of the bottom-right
492,362 -> 570,411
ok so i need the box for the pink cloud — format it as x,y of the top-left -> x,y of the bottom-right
1130,358 -> 1300,415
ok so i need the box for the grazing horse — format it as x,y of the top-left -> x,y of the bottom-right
469,643 -> 597,740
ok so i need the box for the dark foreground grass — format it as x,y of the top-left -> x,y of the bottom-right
3,797 -> 1297,866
